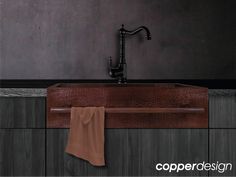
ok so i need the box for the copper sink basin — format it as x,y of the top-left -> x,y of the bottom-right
47,83 -> 208,128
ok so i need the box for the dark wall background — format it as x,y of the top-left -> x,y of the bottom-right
0,0 -> 236,79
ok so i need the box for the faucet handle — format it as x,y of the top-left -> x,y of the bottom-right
108,56 -> 113,67
108,56 -> 114,77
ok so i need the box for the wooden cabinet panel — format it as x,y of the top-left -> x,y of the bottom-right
210,130 -> 236,176
0,97 -> 45,128
209,90 -> 236,128
0,129 -> 45,176
47,129 -> 208,176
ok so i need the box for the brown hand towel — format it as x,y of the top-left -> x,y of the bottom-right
65,107 -> 105,166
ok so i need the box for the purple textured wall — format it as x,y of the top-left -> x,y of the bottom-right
0,0 -> 236,79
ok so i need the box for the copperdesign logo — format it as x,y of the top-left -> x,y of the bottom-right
155,161 -> 232,173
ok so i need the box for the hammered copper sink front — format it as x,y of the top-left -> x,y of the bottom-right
47,83 -> 208,128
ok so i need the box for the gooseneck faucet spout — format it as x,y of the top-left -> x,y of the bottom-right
123,25 -> 151,40
108,24 -> 151,83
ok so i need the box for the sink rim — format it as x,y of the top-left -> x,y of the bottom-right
49,83 -> 206,89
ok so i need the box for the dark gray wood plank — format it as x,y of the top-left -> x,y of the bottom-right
47,129 -> 208,176
87,129 -> 129,176
47,129 -> 88,176
0,97 -> 45,128
209,89 -> 236,128
139,129 -> 208,176
210,130 -> 236,176
0,129 -> 45,176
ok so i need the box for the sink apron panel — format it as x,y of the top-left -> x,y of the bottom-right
47,83 -> 208,128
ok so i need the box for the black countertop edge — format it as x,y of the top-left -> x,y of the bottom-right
0,79 -> 236,89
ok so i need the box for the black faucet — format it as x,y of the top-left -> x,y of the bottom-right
108,24 -> 151,83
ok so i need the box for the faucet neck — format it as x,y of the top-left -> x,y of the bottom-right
119,25 -> 126,64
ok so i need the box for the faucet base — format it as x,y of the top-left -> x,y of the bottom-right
118,78 -> 127,84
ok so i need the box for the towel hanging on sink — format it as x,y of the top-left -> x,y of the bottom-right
65,107 -> 105,166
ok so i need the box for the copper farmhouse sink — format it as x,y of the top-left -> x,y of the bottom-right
47,83 -> 208,128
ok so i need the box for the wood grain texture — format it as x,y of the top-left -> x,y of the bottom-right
0,90 -> 235,176
210,130 -> 236,176
0,129 -> 45,176
47,83 -> 208,128
209,89 -> 236,128
0,97 -> 46,128
47,129 -> 208,176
